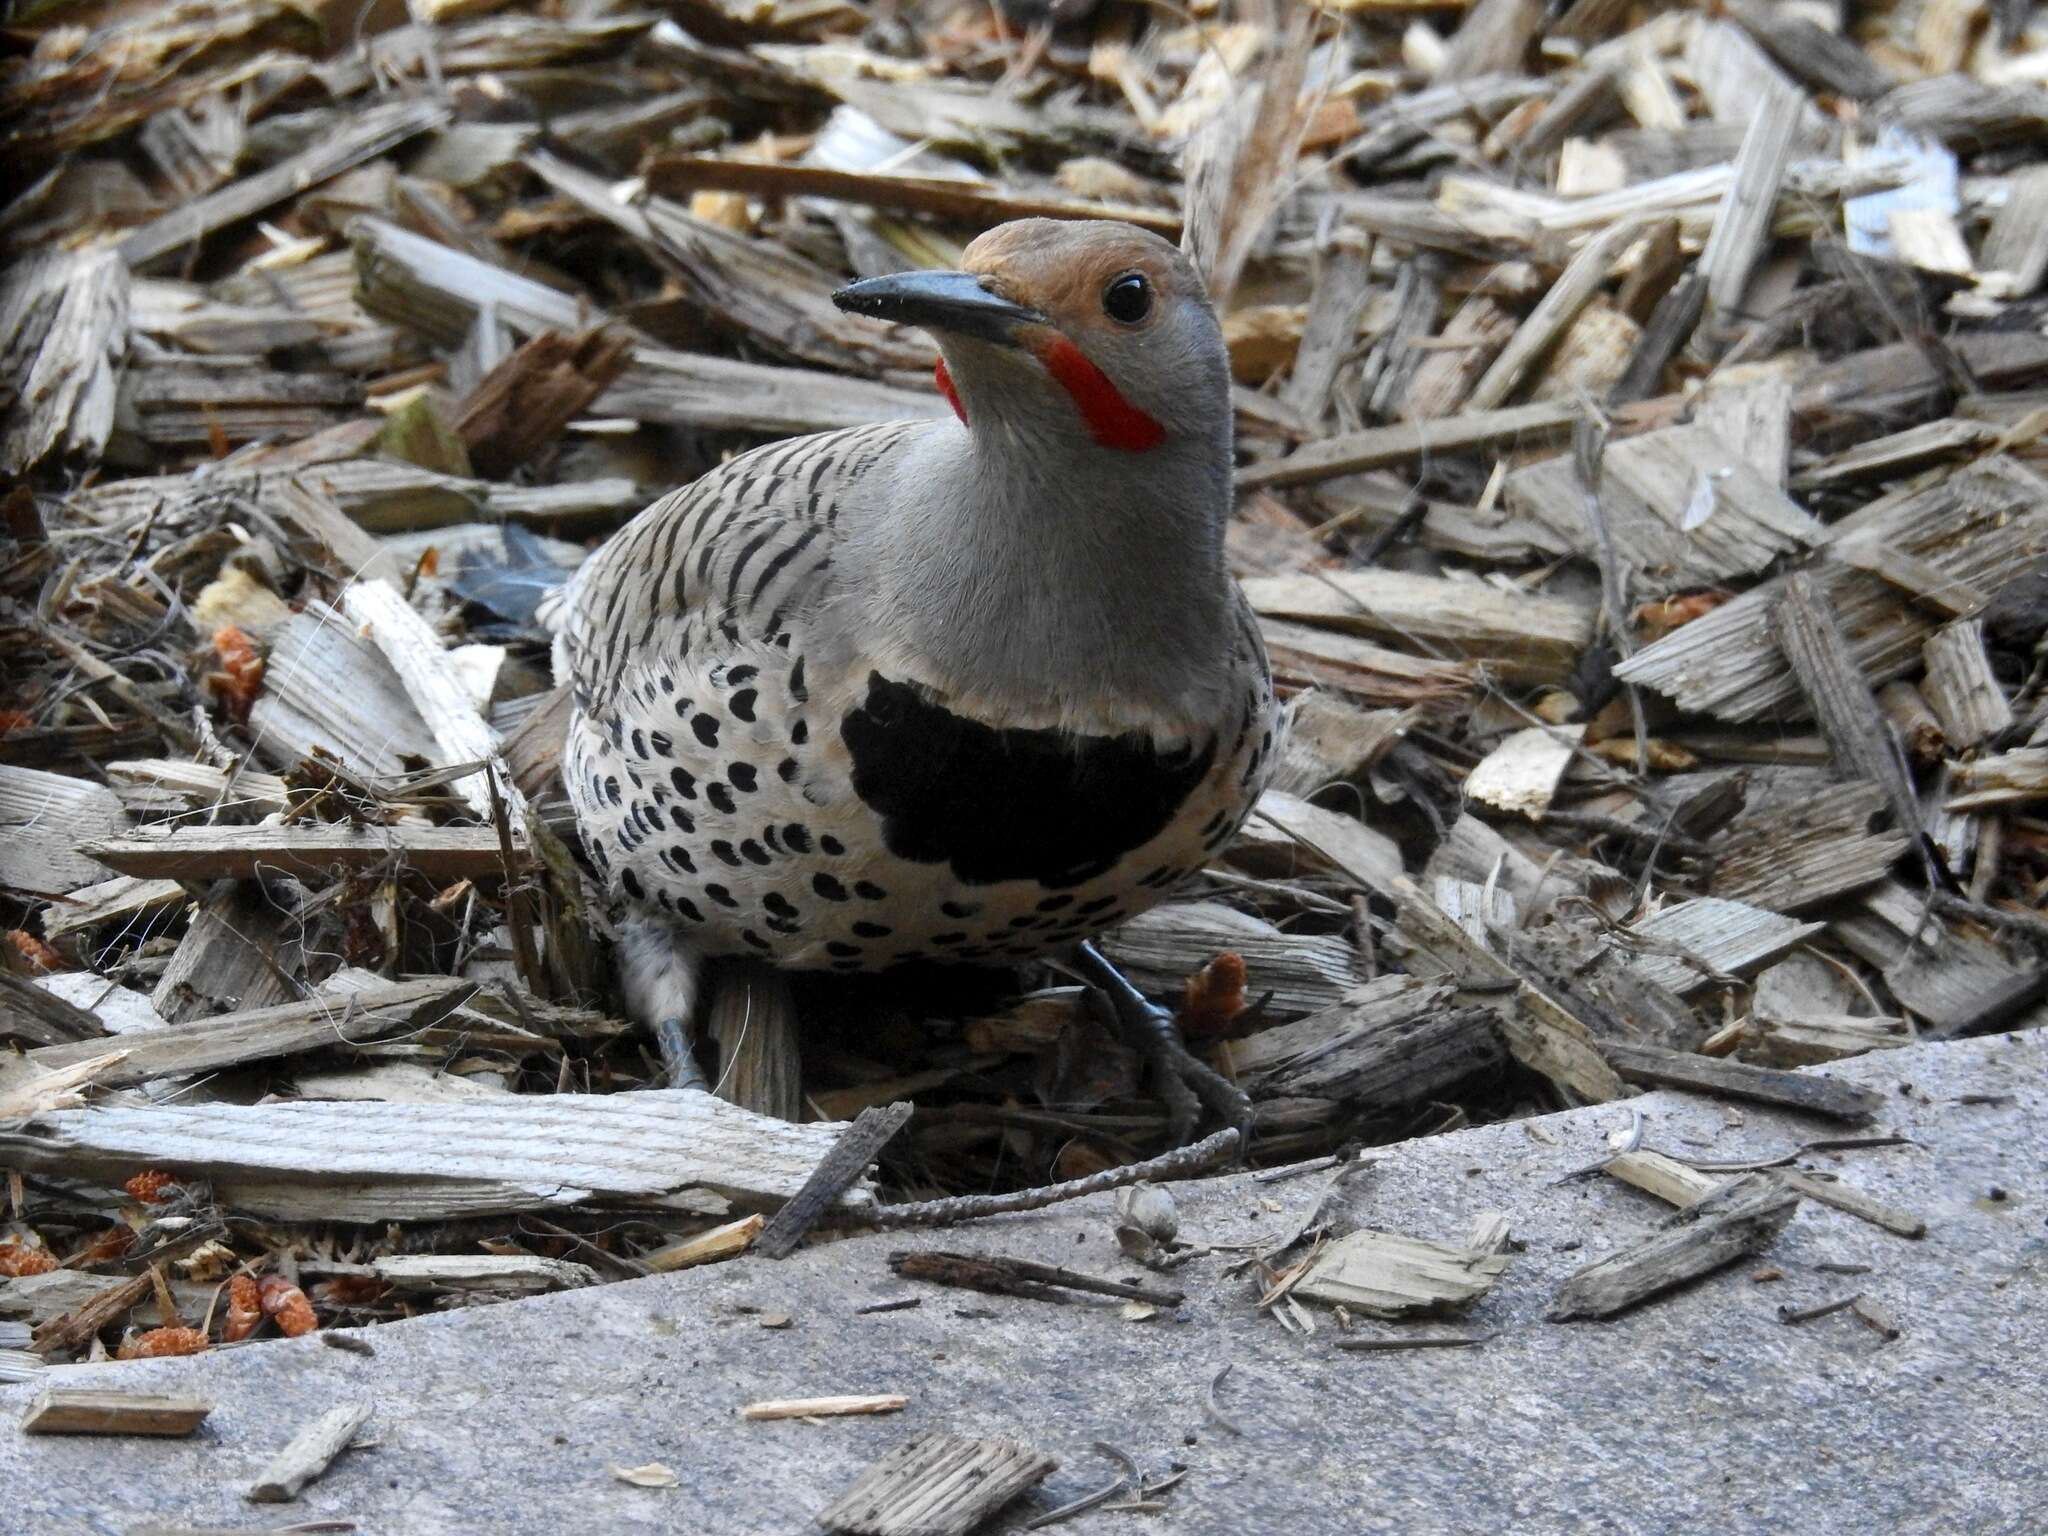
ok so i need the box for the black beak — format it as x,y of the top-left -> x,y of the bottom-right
832,269 -> 1045,345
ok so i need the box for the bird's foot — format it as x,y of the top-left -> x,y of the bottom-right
652,1015 -> 710,1092
1070,940 -> 1251,1150
618,913 -> 707,1092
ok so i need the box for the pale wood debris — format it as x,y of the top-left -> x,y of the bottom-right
246,1400 -> 375,1503
371,1254 -> 599,1292
741,1394 -> 909,1422
1550,1173 -> 1800,1321
0,1091 -> 865,1222
1296,1212 -> 1515,1317
641,1215 -> 765,1274
1920,620 -> 2014,749
1624,898 -> 1825,996
818,1431 -> 1057,1536
1603,1149 -> 1724,1209
86,824 -> 523,882
22,1388 -> 211,1438
5,0 -> 2046,1361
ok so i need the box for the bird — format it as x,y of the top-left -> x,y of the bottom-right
551,218 -> 1278,1139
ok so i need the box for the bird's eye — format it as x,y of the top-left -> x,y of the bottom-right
1102,272 -> 1152,325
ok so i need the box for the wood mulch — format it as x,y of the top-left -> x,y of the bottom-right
2,0 -> 2045,1378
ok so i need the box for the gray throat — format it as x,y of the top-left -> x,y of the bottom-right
847,419 -> 1238,722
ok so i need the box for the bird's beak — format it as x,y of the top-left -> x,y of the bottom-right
832,270 -> 1045,345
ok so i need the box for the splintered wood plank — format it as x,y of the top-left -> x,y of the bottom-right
642,154 -> 1181,237
1243,569 -> 1595,685
1099,901 -> 1364,1022
123,100 -> 447,268
1504,424 -> 1822,585
705,961 -> 805,1123
1602,1041 -> 1882,1124
22,1388 -> 211,1437
341,579 -> 526,831
371,1255 -> 597,1292
1295,1221 -> 1513,1317
29,978 -> 475,1088
1604,1150 -> 1724,1209
1946,749 -> 2048,811
0,765 -> 128,897
0,1091 -> 863,1222
1772,1170 -> 1925,1239
1980,165 -> 2048,298
250,606 -> 439,779
1260,620 -> 1479,713
0,248 -> 127,473
246,1401 -> 374,1503
1613,457 -> 2048,720
1550,1174 -> 1799,1321
1240,789 -> 1404,897
150,879 -> 294,1025
1771,570 -> 1923,838
1921,620 -> 2014,748
1234,400 -> 1580,492
1394,878 -> 1623,1103
1789,419 -> 1996,492
85,824 -> 521,882
1624,898 -> 1824,995
1219,976 -> 1503,1106
39,875 -> 187,947
642,1215 -> 764,1273
1697,82 -> 1802,337
817,1431 -> 1058,1536
352,217 -> 943,436
1713,782 -> 1911,912
756,1102 -> 913,1260
1467,218 -> 1642,409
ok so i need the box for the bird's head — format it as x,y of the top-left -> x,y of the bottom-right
833,218 -> 1230,459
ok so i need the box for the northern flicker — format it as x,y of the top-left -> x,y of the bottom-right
554,219 -> 1277,1137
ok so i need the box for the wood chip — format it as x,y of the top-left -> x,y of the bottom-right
22,1388 -> 211,1437
640,1215 -> 764,1274
0,1091 -> 868,1222
756,1101 -> 913,1260
1295,1221 -> 1514,1318
246,1400 -> 374,1503
1235,401 -> 1581,492
1603,1040 -> 1884,1124
85,824 -> 526,882
1550,1173 -> 1800,1321
818,1431 -> 1057,1536
741,1394 -> 908,1422
28,978 -> 478,1088
1604,1149 -> 1724,1208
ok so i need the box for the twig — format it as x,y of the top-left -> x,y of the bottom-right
859,1128 -> 1239,1230
1930,891 -> 2048,947
1335,1332 -> 1498,1353
1777,1294 -> 1861,1326
888,1251 -> 1185,1308
1205,1364 -> 1245,1436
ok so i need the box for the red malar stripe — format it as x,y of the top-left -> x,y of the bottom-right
934,355 -> 967,424
1035,336 -> 1166,453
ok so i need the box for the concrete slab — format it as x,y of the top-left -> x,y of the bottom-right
6,1033 -> 2044,1536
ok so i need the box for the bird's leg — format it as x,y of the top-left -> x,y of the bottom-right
616,913 -> 708,1091
1068,939 -> 1250,1148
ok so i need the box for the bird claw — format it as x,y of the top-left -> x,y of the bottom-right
1071,941 -> 1251,1152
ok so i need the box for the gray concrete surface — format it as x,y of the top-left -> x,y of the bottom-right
6,1032 -> 2044,1536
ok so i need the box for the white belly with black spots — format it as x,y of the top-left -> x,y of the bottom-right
565,639 -> 1276,973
